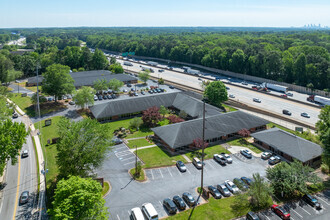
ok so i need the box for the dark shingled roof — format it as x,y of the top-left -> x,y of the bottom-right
152,111 -> 268,149
89,92 -> 222,119
27,71 -> 137,87
251,128 -> 322,163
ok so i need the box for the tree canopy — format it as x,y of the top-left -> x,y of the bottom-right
204,81 -> 228,107
138,71 -> 150,84
73,86 -> 95,109
108,79 -> 124,92
316,105 -> 330,168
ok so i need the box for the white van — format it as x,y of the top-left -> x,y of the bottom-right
131,207 -> 144,220
142,203 -> 158,220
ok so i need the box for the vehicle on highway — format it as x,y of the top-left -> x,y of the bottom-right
301,112 -> 310,118
229,94 -> 235,98
182,192 -> 196,207
282,109 -> 292,116
176,161 -> 187,172
172,195 -> 186,210
269,156 -> 281,165
142,203 -> 158,220
169,85 -> 175,89
280,94 -> 287,98
193,157 -> 203,169
213,154 -> 226,165
226,87 -> 230,90
241,177 -> 253,186
21,150 -> 29,158
69,101 -> 75,105
12,112 -> 18,118
158,69 -> 164,72
246,211 -> 260,220
286,92 -> 293,97
240,149 -> 252,159
217,184 -> 231,197
224,180 -> 240,194
261,152 -> 272,160
131,207 -> 144,220
233,178 -> 249,191
163,198 -> 177,214
220,153 -> 232,163
302,194 -> 322,210
208,186 -> 222,199
307,95 -> 330,106
198,77 -> 202,80
253,98 -> 261,103
19,191 -> 29,204
242,81 -> 248,85
271,204 -> 290,219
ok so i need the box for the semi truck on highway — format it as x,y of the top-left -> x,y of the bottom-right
147,61 -> 158,66
307,95 -> 330,106
183,66 -> 200,75
263,82 -> 288,93
141,66 -> 154,73
123,61 -> 133,66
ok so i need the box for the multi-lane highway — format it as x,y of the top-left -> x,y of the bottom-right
117,59 -> 321,127
0,115 -> 38,220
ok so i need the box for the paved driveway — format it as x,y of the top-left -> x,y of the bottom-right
96,146 -> 268,220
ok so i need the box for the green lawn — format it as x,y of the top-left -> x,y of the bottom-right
228,138 -> 263,154
10,93 -> 32,113
136,146 -> 187,168
168,196 -> 249,220
186,144 -> 231,161
102,182 -> 110,197
129,168 -> 146,181
222,103 -> 237,112
127,138 -> 153,149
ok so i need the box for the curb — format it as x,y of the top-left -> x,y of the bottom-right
128,168 -> 148,182
102,181 -> 111,198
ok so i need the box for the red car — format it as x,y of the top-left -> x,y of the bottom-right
280,94 -> 287,98
271,204 -> 290,219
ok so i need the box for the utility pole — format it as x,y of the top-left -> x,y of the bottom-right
36,63 -> 41,119
135,145 -> 138,176
200,99 -> 206,193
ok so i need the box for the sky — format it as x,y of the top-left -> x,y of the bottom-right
1,0 -> 330,28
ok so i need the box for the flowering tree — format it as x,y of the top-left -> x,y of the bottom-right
167,115 -> 184,124
237,128 -> 251,137
192,138 -> 209,150
142,106 -> 162,127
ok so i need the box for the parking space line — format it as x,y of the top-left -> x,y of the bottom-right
116,151 -> 132,156
151,169 -> 154,180
127,210 -> 130,215
159,200 -> 162,206
207,161 -> 215,169
316,195 -> 330,206
186,168 -> 191,174
261,213 -> 270,220
299,206 -> 311,215
291,217 -> 295,220
291,208 -> 303,218
159,169 -> 164,178
167,167 -> 173,177
175,167 -> 182,175
120,156 -> 136,161
115,146 -> 127,150
124,161 -> 136,165
117,214 -> 120,220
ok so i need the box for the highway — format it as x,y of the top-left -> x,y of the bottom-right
117,59 -> 321,127
0,115 -> 38,220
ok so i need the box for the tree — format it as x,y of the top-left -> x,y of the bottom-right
51,176 -> 108,220
129,117 -> 143,130
178,110 -> 188,119
56,117 -> 113,178
73,86 -> 95,109
230,192 -> 250,217
237,128 -> 251,137
108,79 -> 124,92
0,120 -> 28,174
110,57 -> 116,65
266,160 -> 320,198
31,93 -> 47,105
306,83 -> 314,93
167,115 -> 184,124
142,106 -> 162,127
316,106 -> 330,168
42,64 -> 75,101
91,49 -> 108,70
139,71 -> 150,84
158,78 -> 164,85
204,81 -> 228,107
159,105 -> 169,117
294,53 -> 307,85
192,138 -> 208,150
7,69 -> 23,83
108,63 -> 123,74
249,173 -> 273,209
93,79 -> 108,92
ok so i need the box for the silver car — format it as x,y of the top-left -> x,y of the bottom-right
217,184 -> 231,197
225,180 -> 240,194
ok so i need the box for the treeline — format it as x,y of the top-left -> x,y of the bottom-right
0,33 -> 19,44
84,29 -> 330,90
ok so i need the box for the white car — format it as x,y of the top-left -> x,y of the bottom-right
220,153 -> 232,163
253,98 -> 261,103
301,112 -> 310,118
229,94 -> 235,98
213,154 -> 226,165
224,180 -> 240,194
286,92 -> 293,96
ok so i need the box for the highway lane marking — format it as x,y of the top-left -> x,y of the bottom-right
12,155 -> 21,220
167,167 -> 173,177
316,196 -> 330,206
299,206 -> 311,215
159,169 -> 163,178
291,208 -> 303,218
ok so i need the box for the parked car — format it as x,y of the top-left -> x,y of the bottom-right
48,97 -> 54,101
176,161 -> 186,172
148,90 -> 153,94
111,94 -> 117,99
131,88 -> 135,92
233,178 -> 249,191
271,204 -> 290,219
107,89 -> 113,94
163,198 -> 177,214
302,194 -> 322,210
301,112 -> 310,118
229,94 -> 235,98
269,156 -> 281,165
69,101 -> 75,105
19,191 -> 29,204
134,92 -> 138,96
12,112 -> 18,118
98,96 -> 103,100
130,207 -> 144,220
142,203 -> 158,220
246,211 -> 260,220
253,98 -> 261,103
21,150 -> 29,158
220,153 -> 232,163
127,83 -> 132,87
107,94 -> 112,99
282,109 -> 292,116
213,154 -> 226,165
123,89 -> 128,93
241,177 -> 253,186
141,91 -> 145,95
261,152 -> 272,160
217,184 -> 231,197
286,92 -> 293,97
112,138 -> 123,145
173,195 -> 186,210
224,180 -> 240,194
103,95 -> 107,100
182,192 -> 196,207
240,149 -> 252,159
208,186 -> 222,199
193,157 -> 203,169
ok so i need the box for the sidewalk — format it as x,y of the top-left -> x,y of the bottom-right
129,144 -> 157,152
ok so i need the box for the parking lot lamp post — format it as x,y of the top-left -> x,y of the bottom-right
135,145 -> 137,176
201,99 -> 206,192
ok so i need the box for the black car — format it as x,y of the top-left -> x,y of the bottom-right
163,198 -> 177,214
107,94 -> 112,99
131,88 -> 135,91
112,138 -> 123,145
169,85 -> 175,89
208,186 -> 222,199
111,94 -> 117,99
246,211 -> 260,220
141,91 -> 145,95
12,112 -> 18,118
127,83 -> 132,87
182,192 -> 196,207
282,109 -> 292,116
103,95 -> 107,99
148,90 -> 153,94
233,178 -> 249,191
302,194 -> 322,209
176,161 -> 186,172
19,191 -> 29,204
98,95 -> 103,100
241,177 -> 253,186
173,195 -> 186,210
